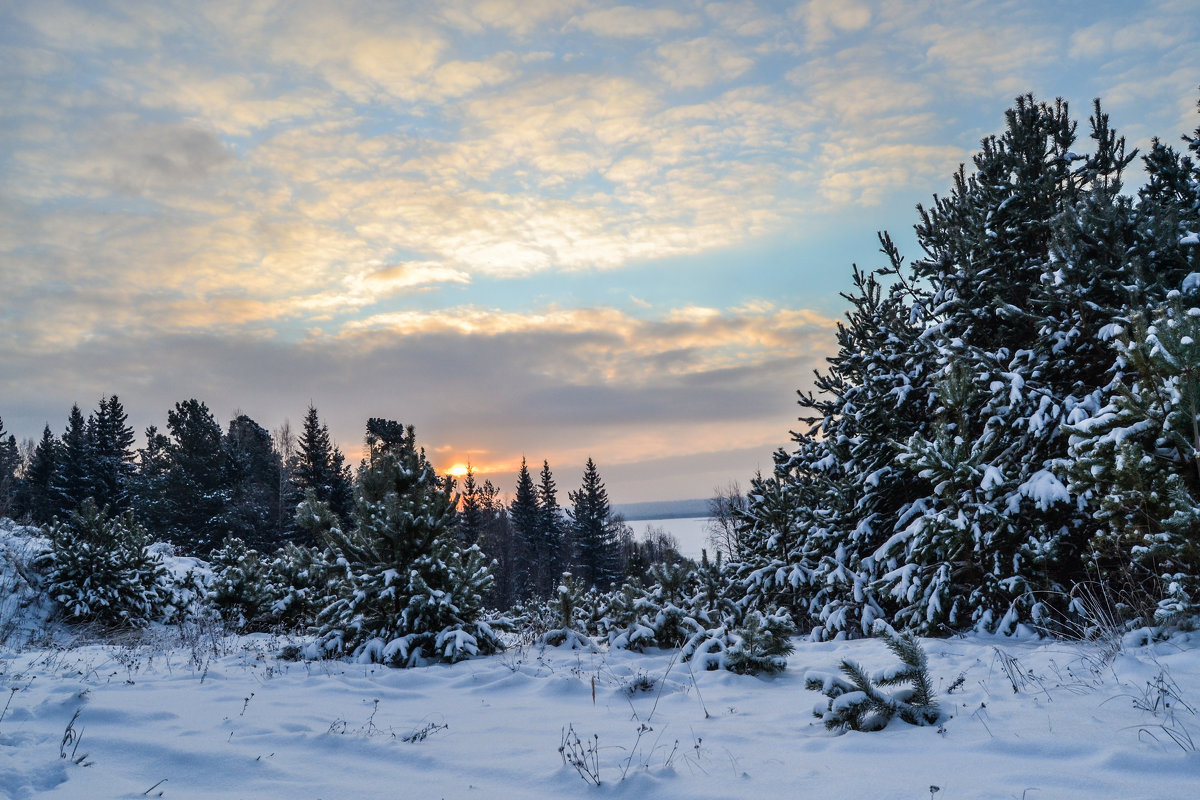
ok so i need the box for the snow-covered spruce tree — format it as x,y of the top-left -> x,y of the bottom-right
737,237 -> 931,639
313,419 -> 500,667
40,499 -> 169,628
874,97 -> 1149,634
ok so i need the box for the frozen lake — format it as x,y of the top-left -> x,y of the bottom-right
625,516 -> 712,560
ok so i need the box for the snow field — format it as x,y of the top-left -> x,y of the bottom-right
1,631 -> 1198,799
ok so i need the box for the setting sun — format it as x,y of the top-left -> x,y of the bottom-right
447,463 -> 469,477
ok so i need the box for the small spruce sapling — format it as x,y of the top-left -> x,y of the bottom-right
806,631 -> 941,732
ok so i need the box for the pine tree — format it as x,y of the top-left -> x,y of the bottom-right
806,632 -> 939,732
312,419 -> 499,666
41,498 -> 169,628
207,536 -> 273,630
738,242 -> 928,638
736,94 -> 1197,637
1069,290 -> 1200,623
291,405 -> 354,532
569,458 -> 619,590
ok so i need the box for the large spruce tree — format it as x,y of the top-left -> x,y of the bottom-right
88,395 -> 137,514
21,426 -> 61,524
53,404 -> 93,517
507,457 -> 538,597
456,462 -> 484,545
534,460 -> 566,597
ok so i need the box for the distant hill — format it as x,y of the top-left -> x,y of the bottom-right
613,498 -> 710,521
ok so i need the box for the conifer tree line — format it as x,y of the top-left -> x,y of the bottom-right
733,93 -> 1200,638
0,399 -> 645,609
0,400 -> 353,555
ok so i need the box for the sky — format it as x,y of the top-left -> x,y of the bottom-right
1,0 -> 1198,505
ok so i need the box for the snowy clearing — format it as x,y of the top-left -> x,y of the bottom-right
1,629 -> 1198,799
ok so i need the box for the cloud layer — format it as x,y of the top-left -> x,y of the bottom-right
2,0 -> 1197,501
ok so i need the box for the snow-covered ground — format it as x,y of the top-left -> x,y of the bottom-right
1,627 -> 1197,797
2,519 -> 1198,799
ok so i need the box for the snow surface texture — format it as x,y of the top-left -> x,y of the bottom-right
1,633 -> 1198,797
0,520 -> 56,650
2,524 -> 1199,799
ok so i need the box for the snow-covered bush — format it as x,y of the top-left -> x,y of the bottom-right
208,537 -> 274,630
682,609 -> 794,675
39,499 -> 170,628
538,575 -> 598,651
265,541 -> 332,629
805,632 -> 940,732
207,538 -> 331,632
1,519 -> 54,646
